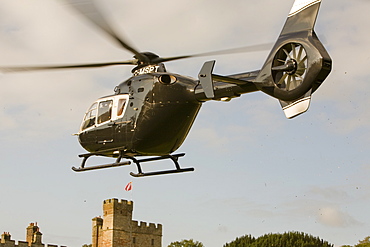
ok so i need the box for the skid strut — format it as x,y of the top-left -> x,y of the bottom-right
72,151 -> 194,177
128,153 -> 194,177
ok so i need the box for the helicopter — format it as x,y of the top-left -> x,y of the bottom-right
0,0 -> 331,177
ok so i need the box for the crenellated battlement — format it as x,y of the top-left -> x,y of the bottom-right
103,198 -> 134,218
131,221 -> 162,235
103,198 -> 133,207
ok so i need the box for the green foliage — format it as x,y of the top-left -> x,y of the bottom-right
223,232 -> 333,247
360,236 -> 370,243
355,236 -> 370,247
224,234 -> 256,247
168,239 -> 204,247
340,236 -> 370,247
82,244 -> 92,247
356,244 -> 370,247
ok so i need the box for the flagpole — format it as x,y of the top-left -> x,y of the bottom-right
129,182 -> 133,202
124,181 -> 134,247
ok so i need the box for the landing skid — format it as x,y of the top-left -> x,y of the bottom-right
128,153 -> 194,177
72,150 -> 131,172
72,151 -> 194,177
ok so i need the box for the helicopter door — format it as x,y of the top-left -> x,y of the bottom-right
95,95 -> 130,145
95,99 -> 114,145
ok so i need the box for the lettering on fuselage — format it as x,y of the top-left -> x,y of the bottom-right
133,65 -> 159,76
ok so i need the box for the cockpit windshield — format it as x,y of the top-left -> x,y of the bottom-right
80,95 -> 129,132
81,102 -> 97,130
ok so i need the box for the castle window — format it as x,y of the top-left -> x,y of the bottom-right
133,237 -> 136,244
152,239 -> 154,245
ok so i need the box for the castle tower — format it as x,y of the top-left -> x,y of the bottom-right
101,199 -> 134,247
92,198 -> 162,247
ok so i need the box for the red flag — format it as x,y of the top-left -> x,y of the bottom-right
124,182 -> 132,191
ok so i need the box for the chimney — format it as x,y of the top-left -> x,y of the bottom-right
26,223 -> 40,246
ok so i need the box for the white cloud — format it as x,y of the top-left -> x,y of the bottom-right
317,206 -> 361,228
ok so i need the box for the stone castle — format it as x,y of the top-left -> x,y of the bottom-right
92,199 -> 162,247
0,198 -> 162,247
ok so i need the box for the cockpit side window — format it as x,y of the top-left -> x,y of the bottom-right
81,102 -> 97,131
117,98 -> 126,117
97,100 -> 113,124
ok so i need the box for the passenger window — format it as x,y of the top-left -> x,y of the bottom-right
117,99 -> 126,116
97,100 -> 113,124
81,102 -> 97,130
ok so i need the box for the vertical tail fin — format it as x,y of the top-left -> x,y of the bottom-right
283,0 -> 322,35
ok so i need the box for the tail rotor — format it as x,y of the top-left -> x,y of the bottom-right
254,0 -> 332,118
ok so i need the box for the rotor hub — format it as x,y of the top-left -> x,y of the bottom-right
271,43 -> 308,92
285,59 -> 298,75
134,52 -> 160,65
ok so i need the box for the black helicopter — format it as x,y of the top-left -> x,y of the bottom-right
1,0 -> 331,177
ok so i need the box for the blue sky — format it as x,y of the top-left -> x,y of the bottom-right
0,0 -> 369,246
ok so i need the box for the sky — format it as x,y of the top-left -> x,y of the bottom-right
0,0 -> 369,246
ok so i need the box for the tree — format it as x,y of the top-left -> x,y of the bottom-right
168,239 -> 204,247
224,232 -> 333,247
355,236 -> 370,247
82,244 -> 92,247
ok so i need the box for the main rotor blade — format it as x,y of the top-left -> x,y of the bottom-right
153,42 -> 274,64
0,60 -> 137,73
64,0 -> 147,62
